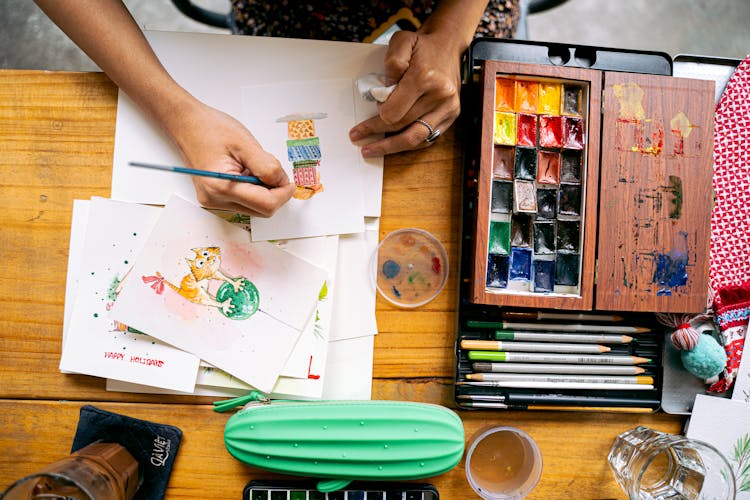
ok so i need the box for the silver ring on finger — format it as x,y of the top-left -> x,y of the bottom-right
415,118 -> 441,144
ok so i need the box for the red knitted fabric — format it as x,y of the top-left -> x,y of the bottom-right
708,54 -> 750,393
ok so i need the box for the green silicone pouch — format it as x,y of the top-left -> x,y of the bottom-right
223,400 -> 465,492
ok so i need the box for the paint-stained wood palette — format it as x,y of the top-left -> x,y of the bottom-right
471,60 -> 714,313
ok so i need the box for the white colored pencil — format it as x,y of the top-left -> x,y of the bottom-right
455,380 -> 654,391
461,339 -> 610,354
471,362 -> 645,375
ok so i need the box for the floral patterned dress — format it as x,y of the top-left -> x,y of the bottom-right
231,0 -> 519,41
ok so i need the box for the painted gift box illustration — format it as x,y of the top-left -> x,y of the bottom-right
277,112 -> 328,200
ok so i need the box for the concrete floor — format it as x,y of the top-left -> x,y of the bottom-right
1,1 -> 749,71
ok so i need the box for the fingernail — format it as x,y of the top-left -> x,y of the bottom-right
349,129 -> 362,141
361,146 -> 376,158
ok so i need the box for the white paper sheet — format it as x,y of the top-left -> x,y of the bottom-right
111,195 -> 326,392
110,32 -> 385,216
321,335 -> 374,400
686,394 -> 750,498
107,332 -> 374,400
242,79 -> 364,241
329,217 -> 380,341
59,198 -> 201,392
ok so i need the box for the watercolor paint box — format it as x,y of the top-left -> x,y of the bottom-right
243,481 -> 438,500
465,40 -> 714,313
455,40 -> 719,412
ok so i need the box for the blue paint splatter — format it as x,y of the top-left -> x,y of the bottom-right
382,260 -> 401,279
652,251 -> 688,295
392,285 -> 401,298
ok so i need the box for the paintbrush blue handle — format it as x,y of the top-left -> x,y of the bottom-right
129,161 -> 265,186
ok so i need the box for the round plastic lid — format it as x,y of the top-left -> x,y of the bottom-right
373,228 -> 449,308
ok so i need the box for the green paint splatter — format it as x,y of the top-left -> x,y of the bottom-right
667,175 -> 683,219
93,313 -> 98,318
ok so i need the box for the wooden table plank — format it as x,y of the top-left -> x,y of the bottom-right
0,400 -> 682,499
0,70 -> 685,499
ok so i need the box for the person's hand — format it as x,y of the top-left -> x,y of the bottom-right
168,100 -> 295,216
349,29 -> 463,157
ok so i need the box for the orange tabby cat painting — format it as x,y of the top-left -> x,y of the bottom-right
141,246 -> 260,320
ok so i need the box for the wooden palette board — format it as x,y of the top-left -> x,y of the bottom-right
471,60 -> 713,313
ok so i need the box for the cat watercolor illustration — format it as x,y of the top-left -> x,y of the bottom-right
142,247 -> 244,316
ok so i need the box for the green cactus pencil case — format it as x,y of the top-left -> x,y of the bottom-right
223,399 -> 465,492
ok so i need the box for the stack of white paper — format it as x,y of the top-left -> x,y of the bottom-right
61,31 -> 384,401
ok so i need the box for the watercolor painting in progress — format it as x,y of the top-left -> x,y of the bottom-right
242,79 -> 365,242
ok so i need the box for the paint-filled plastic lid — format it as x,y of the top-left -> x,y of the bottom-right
373,228 -> 449,308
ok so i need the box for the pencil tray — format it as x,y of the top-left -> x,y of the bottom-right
224,400 -> 464,491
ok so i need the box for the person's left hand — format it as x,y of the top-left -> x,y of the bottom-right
349,29 -> 463,157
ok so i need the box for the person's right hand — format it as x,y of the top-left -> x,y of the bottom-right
167,99 -> 295,217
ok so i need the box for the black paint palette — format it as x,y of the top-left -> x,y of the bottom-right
486,75 -> 587,296
244,481 -> 439,500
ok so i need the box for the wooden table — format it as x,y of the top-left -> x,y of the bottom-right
0,70 -> 684,498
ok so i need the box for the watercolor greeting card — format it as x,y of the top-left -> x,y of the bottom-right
241,78 -> 365,241
110,195 -> 327,392
59,198 -> 201,392
686,394 -> 750,497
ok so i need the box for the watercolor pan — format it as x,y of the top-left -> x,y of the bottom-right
244,482 -> 439,500
537,151 -> 561,185
493,112 -> 517,145
514,80 -> 538,113
490,181 -> 513,213
516,113 -> 538,147
493,145 -> 515,179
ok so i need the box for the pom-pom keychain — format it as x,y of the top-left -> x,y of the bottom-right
656,312 -> 727,381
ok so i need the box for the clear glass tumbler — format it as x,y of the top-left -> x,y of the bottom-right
608,426 -> 736,500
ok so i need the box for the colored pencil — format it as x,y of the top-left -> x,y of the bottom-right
129,161 -> 266,186
500,311 -> 624,322
471,362 -> 645,375
466,320 -> 650,333
456,380 -> 654,390
458,401 -> 653,413
466,351 -> 651,365
493,329 -> 633,344
465,373 -> 654,385
456,393 -> 661,407
461,339 -> 609,354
